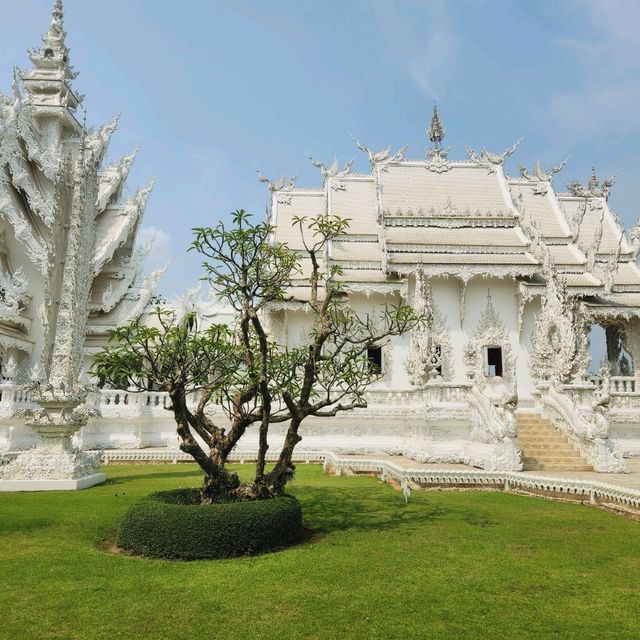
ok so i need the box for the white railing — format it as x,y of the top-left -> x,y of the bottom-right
590,375 -> 637,394
0,382 -> 34,418
0,384 -> 224,420
91,389 -> 173,416
612,376 -> 637,393
588,375 -> 640,410
423,382 -> 472,404
0,385 -> 175,419
365,388 -> 423,406
323,452 -> 640,511
537,382 -> 626,473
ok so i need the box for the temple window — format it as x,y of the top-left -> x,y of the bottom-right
367,346 -> 383,374
485,346 -> 503,378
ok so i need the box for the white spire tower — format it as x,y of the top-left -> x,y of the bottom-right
21,0 -> 82,147
0,0 -> 162,490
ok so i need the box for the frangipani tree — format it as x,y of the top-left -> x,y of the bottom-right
93,211 -> 419,503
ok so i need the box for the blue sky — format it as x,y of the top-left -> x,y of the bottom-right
1,0 -> 639,296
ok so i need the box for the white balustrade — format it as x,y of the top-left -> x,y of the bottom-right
587,375 -> 640,409
92,388 -> 172,417
590,375 -> 637,394
611,377 -> 636,393
0,383 -> 35,417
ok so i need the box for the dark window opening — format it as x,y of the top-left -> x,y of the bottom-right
486,347 -> 503,378
428,344 -> 442,377
367,346 -> 383,374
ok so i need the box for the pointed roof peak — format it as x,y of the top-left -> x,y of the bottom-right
27,0 -> 73,78
43,0 -> 67,51
428,103 -> 445,150
50,0 -> 64,30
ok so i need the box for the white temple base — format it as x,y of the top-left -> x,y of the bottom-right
0,472 -> 106,492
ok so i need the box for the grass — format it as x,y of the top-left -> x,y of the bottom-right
0,464 -> 639,640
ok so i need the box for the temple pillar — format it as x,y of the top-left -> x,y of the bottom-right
605,325 -> 623,375
622,318 -> 640,380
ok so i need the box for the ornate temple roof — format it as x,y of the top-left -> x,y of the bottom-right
0,1 -> 161,376
267,107 -> 640,311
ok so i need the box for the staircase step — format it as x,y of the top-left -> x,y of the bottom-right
518,434 -> 567,444
518,425 -> 560,430
522,446 -> 581,455
518,426 -> 561,431
519,423 -> 562,427
523,455 -> 585,463
517,413 -> 592,472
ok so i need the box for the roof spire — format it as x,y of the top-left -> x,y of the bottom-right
52,0 -> 64,26
21,0 -> 81,118
428,103 -> 445,150
43,0 -> 66,54
27,0 -> 73,79
566,167 -> 615,199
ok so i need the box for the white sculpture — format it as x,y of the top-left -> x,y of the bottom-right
0,0 -> 160,489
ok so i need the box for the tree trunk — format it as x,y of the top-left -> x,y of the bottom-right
169,387 -> 244,504
254,412 -> 270,489
263,417 -> 302,496
200,468 -> 242,504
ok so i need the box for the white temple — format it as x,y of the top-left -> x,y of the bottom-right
259,107 -> 640,473
0,1 -> 161,487
1,3 -> 640,480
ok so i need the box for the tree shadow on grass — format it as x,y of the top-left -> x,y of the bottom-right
296,486 -> 451,534
462,511 -> 499,527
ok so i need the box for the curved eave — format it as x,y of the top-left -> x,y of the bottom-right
92,183 -> 152,276
86,266 -> 164,335
89,264 -> 140,313
0,326 -> 33,353
95,148 -> 137,215
0,180 -> 49,274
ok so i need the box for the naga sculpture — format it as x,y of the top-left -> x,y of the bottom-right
519,157 -> 569,182
467,137 -> 523,166
307,155 -> 353,180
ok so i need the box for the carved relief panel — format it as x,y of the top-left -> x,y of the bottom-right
464,290 -> 515,387
405,269 -> 454,384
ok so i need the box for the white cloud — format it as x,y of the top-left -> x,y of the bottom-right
372,0 -> 458,101
408,28 -> 456,99
544,0 -> 640,137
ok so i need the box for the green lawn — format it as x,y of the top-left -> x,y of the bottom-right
1,464 -> 639,640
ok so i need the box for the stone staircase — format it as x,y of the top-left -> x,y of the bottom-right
517,412 -> 593,472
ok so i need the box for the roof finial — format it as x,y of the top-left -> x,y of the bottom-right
52,0 -> 64,23
45,0 -> 65,47
428,103 -> 445,150
25,0 -> 74,80
566,167 -> 615,199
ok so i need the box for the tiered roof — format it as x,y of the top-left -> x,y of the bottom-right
0,1 -> 162,371
269,108 -> 640,317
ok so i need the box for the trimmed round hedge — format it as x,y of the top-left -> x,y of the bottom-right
117,489 -> 303,560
